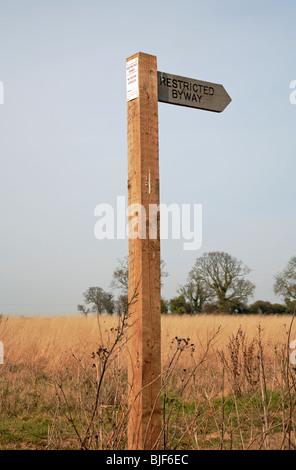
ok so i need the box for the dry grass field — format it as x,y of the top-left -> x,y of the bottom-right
0,313 -> 296,450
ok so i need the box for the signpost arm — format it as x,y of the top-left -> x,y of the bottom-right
127,52 -> 161,450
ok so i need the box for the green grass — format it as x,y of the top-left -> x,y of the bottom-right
0,372 -> 294,450
161,389 -> 291,450
0,415 -> 51,449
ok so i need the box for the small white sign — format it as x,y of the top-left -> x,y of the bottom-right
126,58 -> 139,102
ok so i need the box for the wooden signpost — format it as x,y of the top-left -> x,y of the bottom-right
126,52 -> 231,450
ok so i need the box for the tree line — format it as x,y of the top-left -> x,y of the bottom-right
77,252 -> 296,316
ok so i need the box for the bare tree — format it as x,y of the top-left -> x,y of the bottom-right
115,294 -> 129,316
274,256 -> 296,302
80,287 -> 114,315
190,251 -> 255,312
77,304 -> 91,317
178,269 -> 214,314
111,256 -> 169,294
110,257 -> 129,294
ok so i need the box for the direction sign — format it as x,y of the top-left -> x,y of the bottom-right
157,71 -> 231,112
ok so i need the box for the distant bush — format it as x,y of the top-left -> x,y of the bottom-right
202,302 -> 220,314
248,300 -> 287,315
284,299 -> 296,314
225,300 -> 250,315
202,300 -> 249,315
161,298 -> 169,314
169,295 -> 192,315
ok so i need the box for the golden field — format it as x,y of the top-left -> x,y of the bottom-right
0,313 -> 296,450
1,313 -> 294,371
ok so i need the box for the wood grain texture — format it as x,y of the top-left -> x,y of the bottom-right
127,52 -> 161,450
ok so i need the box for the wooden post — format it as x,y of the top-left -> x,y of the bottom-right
126,52 -> 161,450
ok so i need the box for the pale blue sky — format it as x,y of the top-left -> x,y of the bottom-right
0,0 -> 295,314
